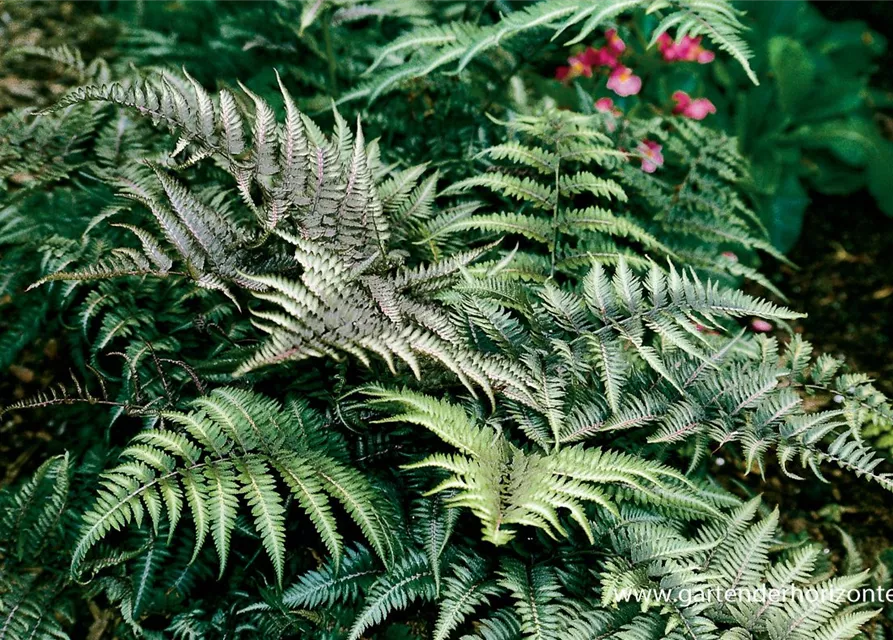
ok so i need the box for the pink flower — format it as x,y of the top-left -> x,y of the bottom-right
591,48 -> 619,67
595,97 -> 616,113
720,251 -> 738,263
572,41 -> 623,72
556,53 -> 590,81
554,31 -> 628,82
657,33 -> 674,57
750,318 -> 773,333
672,91 -> 716,120
556,47 -> 607,81
586,31 -> 626,68
694,46 -> 715,64
595,97 -> 622,132
605,28 -> 626,55
571,49 -> 598,76
637,140 -> 663,173
556,51 -> 589,81
606,66 -> 642,97
657,33 -> 714,63
555,65 -> 573,81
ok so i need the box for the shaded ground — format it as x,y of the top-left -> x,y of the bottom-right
784,192 -> 893,397
0,3 -> 115,111
786,193 -> 893,552
782,2 -> 893,397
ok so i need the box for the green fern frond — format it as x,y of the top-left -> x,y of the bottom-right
347,549 -> 436,640
434,110 -> 674,278
434,555 -> 499,640
282,545 -> 380,609
367,387 -> 720,545
0,454 -> 70,562
0,572 -> 71,640
72,388 -> 399,584
356,0 -> 757,103
498,558 -> 564,640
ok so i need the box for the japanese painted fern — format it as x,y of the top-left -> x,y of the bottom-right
2,2 -> 892,639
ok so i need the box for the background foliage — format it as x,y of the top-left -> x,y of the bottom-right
1,1 -> 892,639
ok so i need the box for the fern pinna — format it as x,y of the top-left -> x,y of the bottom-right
1,1 -> 893,639
428,110 -> 785,296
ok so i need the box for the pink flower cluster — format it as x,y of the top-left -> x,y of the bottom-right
555,30 -> 720,174
656,33 -> 715,63
657,32 -> 716,121
637,140 -> 664,173
672,91 -> 716,120
555,29 -> 643,98
594,97 -> 621,132
555,29 -> 625,81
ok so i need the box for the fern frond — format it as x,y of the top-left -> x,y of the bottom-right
357,0 -> 757,102
434,555 -> 499,640
0,454 -> 70,562
498,558 -> 564,640
72,388 -> 399,583
282,545 -> 379,609
367,387 -> 720,544
347,550 -> 436,640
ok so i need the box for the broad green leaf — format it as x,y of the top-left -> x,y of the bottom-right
768,36 -> 815,114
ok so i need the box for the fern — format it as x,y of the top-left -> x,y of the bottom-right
434,555 -> 499,640
435,111 -> 669,279
278,494 -> 876,639
611,116 -> 788,294
356,0 -> 757,103
1,8 -> 889,640
281,544 -> 380,609
0,573 -> 72,640
0,454 -> 81,640
39,71 -> 387,284
0,454 -> 70,562
448,260 -> 893,490
433,110 -> 781,292
366,387 -> 721,544
347,549 -> 437,640
71,388 -> 398,584
33,72 -> 539,405
498,558 -> 566,640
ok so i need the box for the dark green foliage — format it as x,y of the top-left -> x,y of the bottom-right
724,1 -> 893,244
72,388 -> 399,583
270,496 -> 876,640
1,2 -> 891,640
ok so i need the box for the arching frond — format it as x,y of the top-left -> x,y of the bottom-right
72,388 -> 399,584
